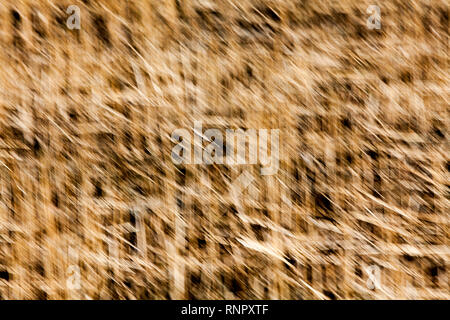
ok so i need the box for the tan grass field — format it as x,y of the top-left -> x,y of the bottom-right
0,0 -> 448,299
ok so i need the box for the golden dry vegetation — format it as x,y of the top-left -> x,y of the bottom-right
0,0 -> 448,299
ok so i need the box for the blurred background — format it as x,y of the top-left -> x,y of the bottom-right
0,0 -> 448,299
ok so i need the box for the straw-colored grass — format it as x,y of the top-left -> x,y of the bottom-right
0,0 -> 448,299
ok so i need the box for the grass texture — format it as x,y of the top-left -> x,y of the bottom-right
0,0 -> 448,299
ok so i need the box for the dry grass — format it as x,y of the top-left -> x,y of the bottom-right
0,0 -> 448,299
